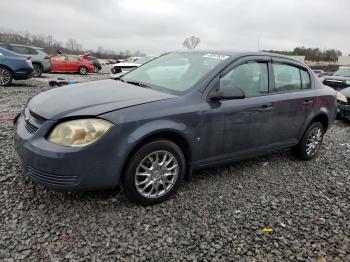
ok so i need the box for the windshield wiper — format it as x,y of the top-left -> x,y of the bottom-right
125,80 -> 151,88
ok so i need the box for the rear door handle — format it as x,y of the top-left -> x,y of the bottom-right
303,100 -> 313,105
258,104 -> 273,112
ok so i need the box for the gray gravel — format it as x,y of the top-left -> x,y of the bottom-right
0,71 -> 350,261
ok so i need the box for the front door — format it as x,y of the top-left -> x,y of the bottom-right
199,58 -> 275,166
51,55 -> 66,72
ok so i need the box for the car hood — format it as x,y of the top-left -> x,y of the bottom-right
27,79 -> 176,120
340,87 -> 350,97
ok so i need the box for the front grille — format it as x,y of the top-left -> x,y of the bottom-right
25,121 -> 38,134
27,166 -> 79,186
24,110 -> 47,134
30,110 -> 46,125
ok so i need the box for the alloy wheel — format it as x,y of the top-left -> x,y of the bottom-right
305,127 -> 323,156
79,67 -> 87,75
33,65 -> 42,78
134,150 -> 179,198
0,68 -> 11,86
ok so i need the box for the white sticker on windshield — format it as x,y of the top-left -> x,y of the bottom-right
203,54 -> 229,60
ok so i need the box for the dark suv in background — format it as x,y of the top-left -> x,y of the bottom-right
0,43 -> 51,77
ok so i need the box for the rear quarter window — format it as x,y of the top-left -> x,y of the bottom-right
300,69 -> 311,89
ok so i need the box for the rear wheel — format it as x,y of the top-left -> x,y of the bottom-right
111,67 -> 121,74
123,139 -> 185,205
78,66 -> 88,75
0,67 -> 13,86
32,64 -> 43,78
293,122 -> 325,161
93,66 -> 99,73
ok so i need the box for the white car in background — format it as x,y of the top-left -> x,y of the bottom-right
110,56 -> 155,74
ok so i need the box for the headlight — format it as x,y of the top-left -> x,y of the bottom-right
47,118 -> 113,147
336,92 -> 348,103
345,80 -> 350,86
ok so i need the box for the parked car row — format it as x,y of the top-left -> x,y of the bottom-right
0,43 -> 119,86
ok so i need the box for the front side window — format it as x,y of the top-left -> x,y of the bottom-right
122,52 -> 227,95
219,61 -> 269,97
11,46 -> 27,54
52,55 -> 65,61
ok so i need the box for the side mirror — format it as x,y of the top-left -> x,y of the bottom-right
209,86 -> 245,101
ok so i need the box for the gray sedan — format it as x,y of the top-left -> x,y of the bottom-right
14,51 -> 337,205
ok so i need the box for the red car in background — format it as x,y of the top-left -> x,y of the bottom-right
50,54 -> 94,75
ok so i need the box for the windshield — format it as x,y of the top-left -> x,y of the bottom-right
122,52 -> 228,95
333,68 -> 350,77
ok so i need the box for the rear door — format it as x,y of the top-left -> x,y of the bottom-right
268,59 -> 315,145
66,56 -> 81,72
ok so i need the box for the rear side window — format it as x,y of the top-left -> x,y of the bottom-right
300,69 -> 311,89
27,48 -> 38,55
272,63 -> 311,92
11,46 -> 27,54
67,56 -> 81,62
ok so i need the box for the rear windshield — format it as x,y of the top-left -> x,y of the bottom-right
333,68 -> 350,77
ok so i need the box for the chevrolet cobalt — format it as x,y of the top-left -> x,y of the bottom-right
15,51 -> 337,205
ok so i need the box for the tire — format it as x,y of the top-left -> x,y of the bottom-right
0,67 -> 13,86
93,66 -> 99,73
32,64 -> 43,78
293,122 -> 325,161
111,67 -> 121,74
78,66 -> 88,75
123,139 -> 186,205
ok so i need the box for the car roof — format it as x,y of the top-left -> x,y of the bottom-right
168,50 -> 305,64
0,43 -> 44,50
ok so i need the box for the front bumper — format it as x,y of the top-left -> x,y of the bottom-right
14,112 -> 121,191
338,103 -> 350,120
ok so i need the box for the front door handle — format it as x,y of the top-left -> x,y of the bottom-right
258,105 -> 273,112
303,100 -> 313,105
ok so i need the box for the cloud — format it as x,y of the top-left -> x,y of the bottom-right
1,0 -> 349,55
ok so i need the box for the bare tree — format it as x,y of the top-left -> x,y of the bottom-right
183,36 -> 200,50
65,38 -> 83,52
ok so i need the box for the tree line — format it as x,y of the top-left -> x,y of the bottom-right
265,47 -> 344,62
0,28 -> 145,59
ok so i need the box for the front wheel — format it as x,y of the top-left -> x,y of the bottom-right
293,122 -> 325,161
123,139 -> 186,205
78,66 -> 88,75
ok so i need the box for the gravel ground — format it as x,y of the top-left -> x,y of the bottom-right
0,70 -> 350,261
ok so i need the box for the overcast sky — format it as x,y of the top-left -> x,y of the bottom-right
1,0 -> 350,55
